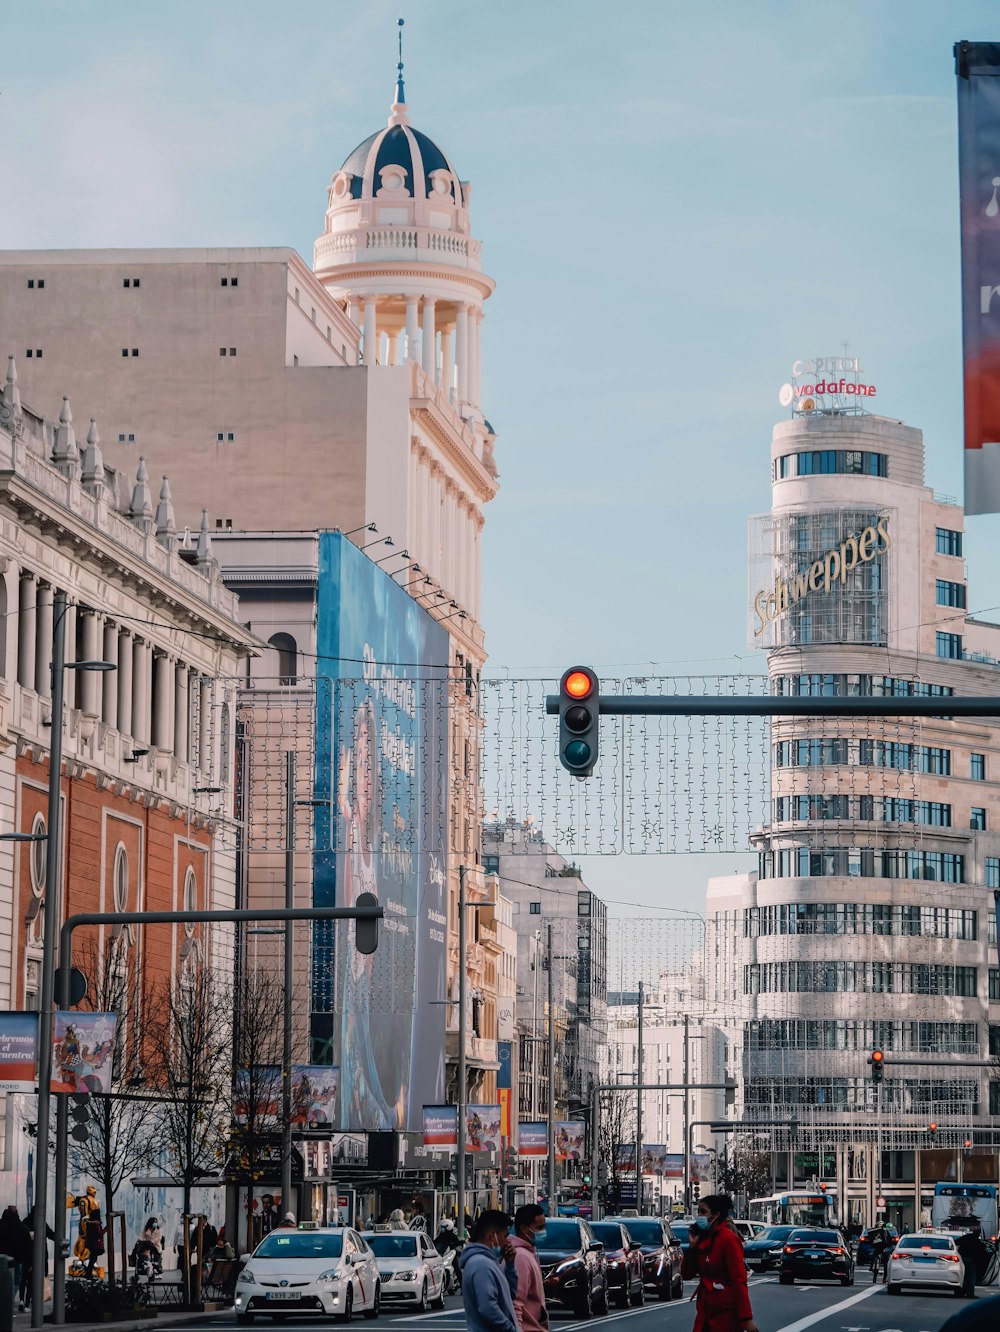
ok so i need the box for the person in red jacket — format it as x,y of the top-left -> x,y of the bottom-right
681,1195 -> 758,1332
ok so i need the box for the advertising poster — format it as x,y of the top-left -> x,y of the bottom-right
614,1144 -> 636,1174
423,1105 -> 457,1149
314,533 -> 449,1132
233,1066 -> 281,1123
555,1121 -> 586,1163
291,1065 -> 340,1125
52,1012 -> 117,1094
640,1146 -> 681,1177
518,1122 -> 548,1158
467,1105 -> 502,1154
956,41 -> 1000,514
0,1013 -> 38,1092
689,1152 -> 713,1185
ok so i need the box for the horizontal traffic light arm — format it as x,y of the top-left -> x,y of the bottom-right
546,693 -> 1000,718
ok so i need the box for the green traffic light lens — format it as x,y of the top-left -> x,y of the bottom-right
564,739 -> 592,768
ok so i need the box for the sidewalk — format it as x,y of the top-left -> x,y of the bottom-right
12,1303 -> 230,1332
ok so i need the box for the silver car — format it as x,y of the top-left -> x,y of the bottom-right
363,1230 -> 447,1310
886,1232 -> 965,1297
235,1225 -> 381,1323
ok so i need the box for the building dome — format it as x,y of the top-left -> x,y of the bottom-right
338,122 -> 464,205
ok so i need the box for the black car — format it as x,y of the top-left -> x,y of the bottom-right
779,1228 -> 854,1286
607,1216 -> 684,1301
589,1222 -> 644,1308
743,1226 -> 798,1273
535,1218 -> 609,1319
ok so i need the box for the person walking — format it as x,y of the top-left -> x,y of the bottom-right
459,1209 -> 519,1332
868,1224 -> 889,1284
84,1209 -> 105,1279
510,1204 -> 548,1332
681,1194 -> 758,1332
954,1230 -> 984,1298
0,1205 -> 33,1311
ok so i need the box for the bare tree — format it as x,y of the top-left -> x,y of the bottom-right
69,938 -> 158,1237
598,1089 -> 636,1211
715,1145 -> 772,1208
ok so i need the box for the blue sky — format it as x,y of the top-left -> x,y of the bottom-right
3,0 -> 998,913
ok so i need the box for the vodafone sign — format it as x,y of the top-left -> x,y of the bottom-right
779,355 -> 877,414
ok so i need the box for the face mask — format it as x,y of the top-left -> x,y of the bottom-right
694,1217 -> 711,1231
535,1230 -> 547,1245
491,1245 -> 503,1258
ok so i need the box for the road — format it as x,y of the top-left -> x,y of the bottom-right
187,1275 -> 996,1332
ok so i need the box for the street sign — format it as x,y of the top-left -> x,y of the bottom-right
876,1196 -> 886,1209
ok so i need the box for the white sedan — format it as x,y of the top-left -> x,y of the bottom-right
886,1232 -> 965,1297
363,1230 -> 447,1309
235,1225 -> 380,1323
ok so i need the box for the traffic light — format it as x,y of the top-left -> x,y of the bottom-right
558,667 -> 600,776
869,1049 -> 884,1084
928,1121 -> 938,1142
354,891 -> 380,955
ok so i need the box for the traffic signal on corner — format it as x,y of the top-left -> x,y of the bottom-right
869,1049 -> 884,1084
928,1121 -> 938,1142
558,667 -> 600,776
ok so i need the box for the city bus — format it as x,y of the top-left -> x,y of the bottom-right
931,1184 -> 998,1241
749,1192 -> 836,1227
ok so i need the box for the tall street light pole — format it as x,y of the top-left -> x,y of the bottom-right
636,981 -> 644,1213
456,865 -> 467,1235
281,751 -> 296,1217
546,922 -> 556,1214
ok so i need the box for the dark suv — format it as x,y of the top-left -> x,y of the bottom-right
536,1218 -> 609,1319
605,1216 -> 684,1301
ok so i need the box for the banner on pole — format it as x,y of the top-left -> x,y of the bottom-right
956,40 -> 1000,512
518,1122 -> 548,1157
291,1066 -> 340,1125
52,1012 -> 117,1094
554,1121 -> 586,1163
467,1105 -> 502,1155
689,1152 -> 713,1184
640,1146 -> 683,1177
0,1012 -> 38,1091
423,1105 -> 457,1149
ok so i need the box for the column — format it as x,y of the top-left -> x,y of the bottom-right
175,664 -> 190,764
80,612 -> 100,714
363,297 -> 377,366
455,304 -> 469,403
441,328 -> 454,396
421,298 -> 436,377
62,602 -> 77,710
17,574 -> 36,690
153,653 -> 174,753
117,631 -> 133,736
102,622 -> 119,727
405,298 -> 419,360
34,584 -> 53,699
199,678 -> 213,772
131,640 -> 149,745
470,309 -> 482,407
388,331 -> 400,365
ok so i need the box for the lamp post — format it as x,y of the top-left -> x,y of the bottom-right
21,590 -> 116,1327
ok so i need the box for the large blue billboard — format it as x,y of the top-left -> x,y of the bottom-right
313,533 -> 449,1132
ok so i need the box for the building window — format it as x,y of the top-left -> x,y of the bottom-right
112,843 -> 129,911
216,432 -> 235,442
971,808 -> 987,831
776,450 -> 888,479
117,433 -> 136,443
123,278 -> 141,288
971,753 -> 987,781
27,278 -> 44,289
215,518 -> 233,529
936,527 -> 963,557
936,580 -> 966,608
311,307 -> 316,323
987,858 -> 1000,889
29,813 -> 47,895
991,969 -> 1000,1002
219,347 -> 238,356
268,633 -> 298,686
529,902 -> 541,915
483,855 -> 499,875
936,632 -> 962,659
122,347 -> 139,358
25,349 -> 42,358
221,276 -> 239,287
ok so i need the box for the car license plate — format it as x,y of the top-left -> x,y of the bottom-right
267,1291 -> 300,1300
913,1256 -> 936,1264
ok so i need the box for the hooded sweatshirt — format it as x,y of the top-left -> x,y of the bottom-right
510,1235 -> 547,1332
460,1243 -> 519,1332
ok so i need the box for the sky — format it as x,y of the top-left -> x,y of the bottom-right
3,0 -> 999,918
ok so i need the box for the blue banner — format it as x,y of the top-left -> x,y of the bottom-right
497,1040 -> 512,1091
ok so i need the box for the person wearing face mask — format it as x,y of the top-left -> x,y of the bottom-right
460,1210 -> 519,1332
510,1205 -> 548,1332
681,1195 -> 759,1332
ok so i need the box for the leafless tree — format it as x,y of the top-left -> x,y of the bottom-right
598,1089 -> 636,1210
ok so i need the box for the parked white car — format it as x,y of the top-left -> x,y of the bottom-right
886,1232 -> 965,1297
363,1229 -> 447,1309
235,1225 -> 380,1323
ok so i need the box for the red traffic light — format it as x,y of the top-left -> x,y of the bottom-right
871,1050 -> 884,1064
929,1121 -> 938,1135
564,670 -> 595,700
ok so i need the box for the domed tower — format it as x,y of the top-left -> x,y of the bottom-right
313,57 -> 494,419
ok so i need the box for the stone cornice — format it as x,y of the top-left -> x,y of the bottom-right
323,263 -> 495,301
410,401 -> 498,504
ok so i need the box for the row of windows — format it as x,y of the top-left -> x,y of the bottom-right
744,903 -> 978,940
774,450 -> 888,479
775,738 -> 954,774
936,579 -> 967,608
773,673 -> 954,699
761,848 -> 966,882
936,527 -> 963,557
775,790 -> 961,826
26,275 -> 240,289
745,1077 -> 979,1110
745,962 -> 980,996
745,1019 -> 980,1054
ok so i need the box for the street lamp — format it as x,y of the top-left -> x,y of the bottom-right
31,590 -> 116,1328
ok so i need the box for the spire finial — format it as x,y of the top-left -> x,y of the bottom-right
395,17 -> 405,106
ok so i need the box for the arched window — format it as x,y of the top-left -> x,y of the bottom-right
268,633 -> 298,686
113,843 -> 129,911
29,813 -> 46,896
183,867 -> 198,938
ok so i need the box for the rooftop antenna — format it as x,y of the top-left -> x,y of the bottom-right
395,17 -> 405,105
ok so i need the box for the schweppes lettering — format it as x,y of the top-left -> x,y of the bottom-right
753,517 -> 891,636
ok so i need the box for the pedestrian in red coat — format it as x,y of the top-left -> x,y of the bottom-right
680,1195 -> 758,1332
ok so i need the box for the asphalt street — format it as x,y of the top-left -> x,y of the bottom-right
182,1275 -> 998,1332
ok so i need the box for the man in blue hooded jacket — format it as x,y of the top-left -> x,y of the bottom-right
459,1210 -> 519,1332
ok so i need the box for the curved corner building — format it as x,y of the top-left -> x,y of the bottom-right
709,401 -> 1000,1232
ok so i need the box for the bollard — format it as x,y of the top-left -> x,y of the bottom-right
0,1254 -> 14,1332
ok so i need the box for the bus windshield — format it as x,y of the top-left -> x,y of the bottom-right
749,1194 -> 833,1228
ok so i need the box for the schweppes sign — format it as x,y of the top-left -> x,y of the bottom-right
753,516 -> 891,637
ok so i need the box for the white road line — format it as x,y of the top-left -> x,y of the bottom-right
773,1284 -> 884,1332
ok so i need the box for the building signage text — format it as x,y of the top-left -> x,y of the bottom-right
779,356 -> 877,412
